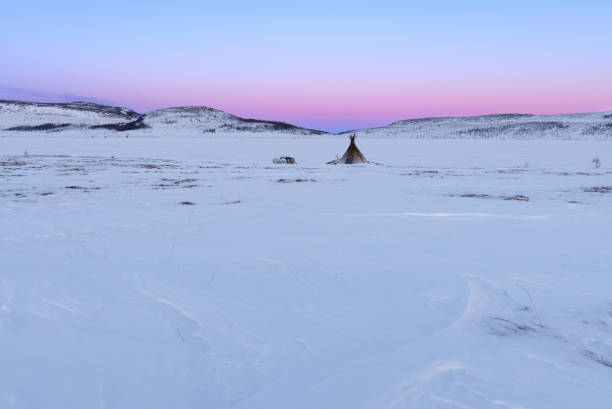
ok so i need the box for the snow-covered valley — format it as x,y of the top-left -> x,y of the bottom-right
1,135 -> 611,409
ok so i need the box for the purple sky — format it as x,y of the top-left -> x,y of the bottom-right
2,1 -> 611,132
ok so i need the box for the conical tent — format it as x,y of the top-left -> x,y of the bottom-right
328,134 -> 367,164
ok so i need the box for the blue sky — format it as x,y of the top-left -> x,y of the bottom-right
2,1 -> 611,131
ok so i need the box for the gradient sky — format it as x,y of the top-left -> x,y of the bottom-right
2,1 -> 611,132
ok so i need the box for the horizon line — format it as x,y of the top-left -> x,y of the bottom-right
1,97 -> 611,135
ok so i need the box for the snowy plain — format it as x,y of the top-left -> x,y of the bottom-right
1,135 -> 612,409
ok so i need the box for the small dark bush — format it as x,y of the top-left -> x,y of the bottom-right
460,193 -> 491,199
582,123 -> 612,135
503,194 -> 530,201
277,178 -> 316,183
583,186 -> 612,193
6,123 -> 71,131
90,115 -> 148,131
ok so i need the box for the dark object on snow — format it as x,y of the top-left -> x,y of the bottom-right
90,115 -> 148,132
503,194 -> 530,201
273,156 -> 296,164
6,123 -> 71,131
583,186 -> 612,193
328,134 -> 367,164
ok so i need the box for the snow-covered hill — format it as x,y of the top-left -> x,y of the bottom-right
143,106 -> 327,136
0,100 -> 327,137
0,100 -> 140,131
346,112 -> 612,140
2,99 -> 612,139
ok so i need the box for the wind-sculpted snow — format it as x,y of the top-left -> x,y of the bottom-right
1,137 -> 611,409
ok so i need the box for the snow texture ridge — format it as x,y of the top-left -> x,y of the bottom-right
1,137 -> 611,409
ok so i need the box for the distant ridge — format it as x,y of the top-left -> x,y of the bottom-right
1,98 -> 611,139
339,111 -> 612,140
0,99 -> 328,136
1,99 -> 140,120
144,105 -> 327,135
0,85 -> 119,107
